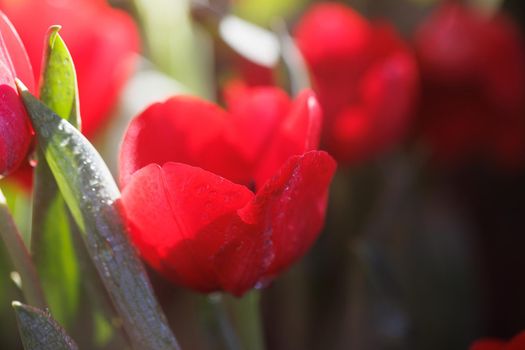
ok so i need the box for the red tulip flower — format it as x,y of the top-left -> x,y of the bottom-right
414,4 -> 525,168
294,3 -> 418,164
470,330 -> 525,350
119,87 -> 336,296
0,11 -> 34,177
0,0 -> 139,137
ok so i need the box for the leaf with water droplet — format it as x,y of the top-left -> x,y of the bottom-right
12,301 -> 78,350
18,82 -> 180,350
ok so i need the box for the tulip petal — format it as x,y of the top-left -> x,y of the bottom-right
253,89 -> 323,188
294,4 -> 418,165
0,11 -> 32,176
469,339 -> 505,350
508,331 -> 525,350
121,162 -> 254,292
0,0 -> 139,137
241,151 -> 336,280
0,11 -> 34,92
227,85 -> 292,163
294,3 -> 372,77
119,96 -> 251,188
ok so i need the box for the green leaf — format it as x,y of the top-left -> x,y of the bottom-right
0,189 -> 46,309
38,25 -> 80,127
233,0 -> 306,26
133,0 -> 213,99
12,301 -> 78,350
18,83 -> 180,350
0,181 -> 32,246
31,26 -> 80,327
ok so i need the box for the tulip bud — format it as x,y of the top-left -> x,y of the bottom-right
0,11 -> 34,177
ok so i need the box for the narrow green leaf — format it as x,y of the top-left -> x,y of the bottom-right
233,0 -> 306,26
31,26 -> 80,326
12,301 -> 78,350
1,181 -> 32,245
225,291 -> 265,350
18,83 -> 180,350
34,28 -> 128,347
133,0 -> 213,99
38,25 -> 80,127
0,189 -> 46,309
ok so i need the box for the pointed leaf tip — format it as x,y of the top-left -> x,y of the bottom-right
12,301 -> 78,350
19,89 -> 180,349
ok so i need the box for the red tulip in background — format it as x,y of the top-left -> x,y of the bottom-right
119,86 -> 336,296
0,0 -> 139,138
0,11 -> 34,177
414,3 -> 525,168
294,3 -> 418,164
470,330 -> 525,350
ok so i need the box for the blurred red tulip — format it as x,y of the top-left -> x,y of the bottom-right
471,330 -> 525,350
0,11 -> 34,178
0,0 -> 140,138
414,3 -> 525,168
119,87 -> 336,296
294,3 -> 418,164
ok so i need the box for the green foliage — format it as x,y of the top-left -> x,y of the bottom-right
12,301 -> 78,350
19,83 -> 179,349
134,0 -> 213,99
0,190 -> 46,309
233,0 -> 306,26
31,26 -> 80,327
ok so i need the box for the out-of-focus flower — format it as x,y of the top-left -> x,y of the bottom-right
0,0 -> 140,137
470,330 -> 525,350
414,3 -> 525,168
294,3 -> 418,164
0,11 -> 34,177
119,87 -> 336,296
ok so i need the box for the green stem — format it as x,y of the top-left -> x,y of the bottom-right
226,291 -> 266,350
0,189 -> 46,309
207,293 -> 241,350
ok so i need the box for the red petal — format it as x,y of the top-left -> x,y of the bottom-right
324,50 -> 417,163
235,55 -> 274,86
240,151 -> 336,280
415,3 -> 525,167
469,339 -> 506,350
295,3 -> 372,79
415,4 -> 483,84
0,0 -> 139,137
508,331 -> 525,350
0,11 -> 34,92
295,4 -> 417,165
0,11 -> 32,176
119,96 -> 251,188
73,7 -> 139,136
227,85 -> 292,165
120,162 -> 254,293
253,89 -> 323,188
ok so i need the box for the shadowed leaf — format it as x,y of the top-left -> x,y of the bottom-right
12,301 -> 78,350
19,82 -> 179,350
